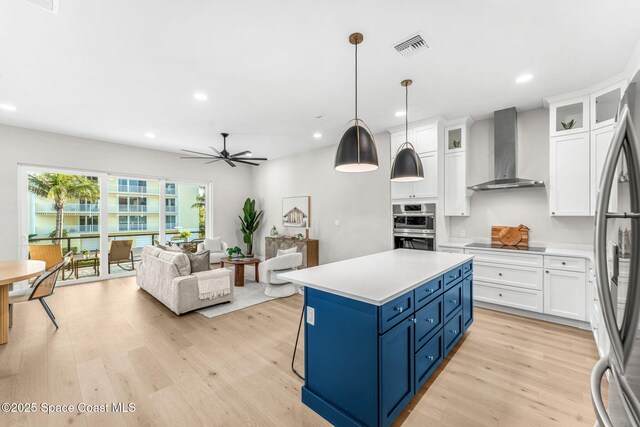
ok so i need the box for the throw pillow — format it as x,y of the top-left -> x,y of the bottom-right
187,250 -> 211,273
277,247 -> 297,257
204,237 -> 222,252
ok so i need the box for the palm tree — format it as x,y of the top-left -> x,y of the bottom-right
28,173 -> 100,241
191,186 -> 206,238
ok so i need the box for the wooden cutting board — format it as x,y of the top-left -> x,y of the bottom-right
491,225 -> 530,248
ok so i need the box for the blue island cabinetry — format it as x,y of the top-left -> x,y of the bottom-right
301,260 -> 474,427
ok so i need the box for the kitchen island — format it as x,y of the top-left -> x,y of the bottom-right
280,249 -> 474,427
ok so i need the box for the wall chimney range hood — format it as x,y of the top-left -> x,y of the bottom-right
468,107 -> 545,191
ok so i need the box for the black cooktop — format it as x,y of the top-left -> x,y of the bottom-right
465,242 -> 546,253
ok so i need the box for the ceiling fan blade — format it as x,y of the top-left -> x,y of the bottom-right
204,159 -> 222,164
209,146 -> 223,156
224,159 -> 237,168
237,157 -> 268,161
180,156 -> 219,159
233,159 -> 261,166
230,150 -> 251,158
181,149 -> 215,157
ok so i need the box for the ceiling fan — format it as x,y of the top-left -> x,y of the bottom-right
180,133 -> 267,167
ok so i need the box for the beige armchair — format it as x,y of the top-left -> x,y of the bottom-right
197,237 -> 229,264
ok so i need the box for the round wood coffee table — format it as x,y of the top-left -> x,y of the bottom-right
220,257 -> 260,287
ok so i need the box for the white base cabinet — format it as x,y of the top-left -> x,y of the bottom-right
544,269 -> 587,321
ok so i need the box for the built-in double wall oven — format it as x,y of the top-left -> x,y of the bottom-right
393,203 -> 436,251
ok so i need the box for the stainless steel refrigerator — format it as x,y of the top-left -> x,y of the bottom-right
592,70 -> 640,426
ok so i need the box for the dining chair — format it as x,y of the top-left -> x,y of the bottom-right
108,239 -> 134,273
8,256 -> 70,329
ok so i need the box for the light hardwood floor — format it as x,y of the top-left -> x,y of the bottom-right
0,276 -> 600,426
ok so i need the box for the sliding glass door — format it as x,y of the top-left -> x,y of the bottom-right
19,166 -> 211,284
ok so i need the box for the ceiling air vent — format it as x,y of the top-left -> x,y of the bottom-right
394,35 -> 428,57
24,0 -> 59,14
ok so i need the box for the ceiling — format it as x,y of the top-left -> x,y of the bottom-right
1,0 -> 639,160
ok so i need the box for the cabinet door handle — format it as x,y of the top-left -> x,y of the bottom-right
562,261 -> 566,265
546,270 -> 549,274
396,306 -> 404,313
498,272 -> 502,276
428,288 -> 435,293
451,299 -> 457,304
413,317 -> 417,324
427,318 -> 434,323
427,355 -> 434,361
552,211 -> 555,215
499,293 -> 503,297
451,329 -> 458,334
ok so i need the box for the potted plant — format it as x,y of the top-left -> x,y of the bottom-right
226,246 -> 243,259
178,231 -> 191,242
239,198 -> 263,257
82,249 -> 90,259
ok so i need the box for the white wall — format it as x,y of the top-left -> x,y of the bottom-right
251,133 -> 393,264
0,124 -> 253,260
449,108 -> 595,245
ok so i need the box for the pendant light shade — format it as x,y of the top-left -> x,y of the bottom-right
335,33 -> 379,173
391,79 -> 424,182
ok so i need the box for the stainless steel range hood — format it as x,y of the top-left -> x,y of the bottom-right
468,107 -> 545,191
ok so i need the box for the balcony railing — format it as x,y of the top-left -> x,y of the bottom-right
67,225 -> 100,233
165,205 -> 176,213
35,203 -> 100,213
165,187 -> 176,195
116,185 -> 158,194
112,205 -> 159,213
166,224 -> 177,230
119,224 -> 148,232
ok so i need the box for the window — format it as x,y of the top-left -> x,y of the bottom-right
118,215 -> 147,231
166,182 -> 205,240
118,179 -> 148,193
119,196 -> 147,212
79,216 -> 99,233
166,215 -> 176,230
166,198 -> 176,212
165,183 -> 176,195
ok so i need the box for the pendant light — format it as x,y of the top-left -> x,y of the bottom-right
391,79 -> 424,181
335,32 -> 379,173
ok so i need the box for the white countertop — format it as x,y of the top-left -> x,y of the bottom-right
439,241 -> 594,263
279,249 -> 473,306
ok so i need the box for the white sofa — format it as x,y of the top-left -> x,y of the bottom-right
259,252 -> 303,297
136,246 -> 233,315
197,237 -> 228,264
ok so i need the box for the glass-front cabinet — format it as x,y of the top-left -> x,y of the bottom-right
591,82 -> 625,130
549,96 -> 590,137
445,125 -> 465,153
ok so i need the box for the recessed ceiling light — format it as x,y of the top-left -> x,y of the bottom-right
395,111 -> 406,117
193,92 -> 208,101
145,132 -> 156,139
515,73 -> 533,84
313,133 -> 322,139
0,104 -> 17,112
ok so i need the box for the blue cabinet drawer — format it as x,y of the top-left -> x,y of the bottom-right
444,309 -> 463,355
462,261 -> 473,277
443,283 -> 462,322
415,331 -> 443,391
379,292 -> 414,334
444,265 -> 463,289
415,297 -> 443,351
414,275 -> 443,310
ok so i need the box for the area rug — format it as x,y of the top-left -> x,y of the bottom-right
196,279 -> 276,319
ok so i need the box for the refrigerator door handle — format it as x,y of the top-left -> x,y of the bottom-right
591,357 -> 614,427
594,105 -> 640,374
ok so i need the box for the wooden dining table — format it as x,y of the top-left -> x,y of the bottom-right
0,260 -> 46,344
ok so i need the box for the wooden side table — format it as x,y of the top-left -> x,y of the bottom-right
220,257 -> 260,287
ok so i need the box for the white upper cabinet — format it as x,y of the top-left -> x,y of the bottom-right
591,81 -> 625,130
549,96 -> 590,137
414,124 -> 438,153
549,133 -> 591,216
444,151 -> 470,216
591,125 -> 618,215
445,125 -> 466,153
